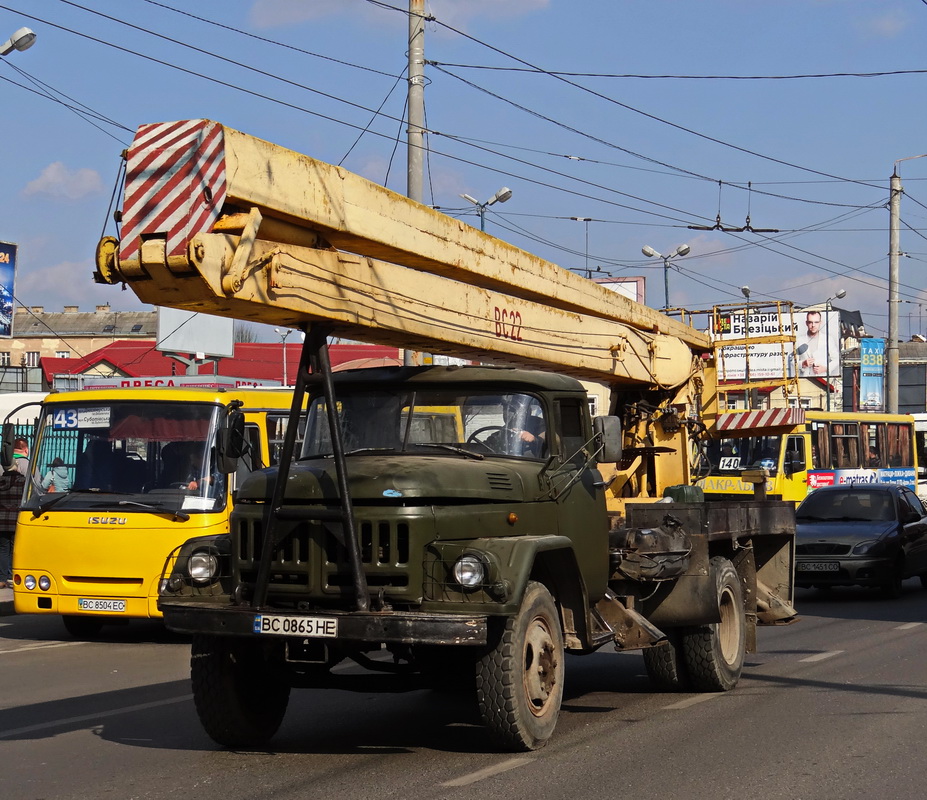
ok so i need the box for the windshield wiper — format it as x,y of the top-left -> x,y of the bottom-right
413,443 -> 484,460
33,489 -> 102,517
117,500 -> 190,521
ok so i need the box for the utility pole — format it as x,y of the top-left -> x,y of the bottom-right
887,169 -> 901,413
406,0 -> 425,204
404,0 -> 426,365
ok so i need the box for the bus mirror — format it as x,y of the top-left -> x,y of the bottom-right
0,422 -> 13,470
593,416 -> 622,463
784,450 -> 805,475
216,410 -> 247,474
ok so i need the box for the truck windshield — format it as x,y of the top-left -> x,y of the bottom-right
23,401 -> 227,513
303,389 -> 548,460
703,434 -> 782,475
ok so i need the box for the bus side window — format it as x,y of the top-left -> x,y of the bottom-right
785,436 -> 806,475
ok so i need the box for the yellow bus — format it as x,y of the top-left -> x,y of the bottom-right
9,385 -> 297,636
697,408 -> 917,503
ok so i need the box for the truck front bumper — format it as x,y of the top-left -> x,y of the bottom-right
159,599 -> 488,645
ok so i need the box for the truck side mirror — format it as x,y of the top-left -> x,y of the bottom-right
216,409 -> 247,474
593,416 -> 622,463
784,450 -> 805,475
0,422 -> 13,470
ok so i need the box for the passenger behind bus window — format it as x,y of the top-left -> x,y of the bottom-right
40,457 -> 71,493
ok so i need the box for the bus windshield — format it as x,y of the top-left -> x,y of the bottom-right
703,434 -> 782,475
302,389 -> 548,460
23,400 -> 227,513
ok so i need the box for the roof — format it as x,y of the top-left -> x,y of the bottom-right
41,341 -> 400,384
14,309 -> 158,338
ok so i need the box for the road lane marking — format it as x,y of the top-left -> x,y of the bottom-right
0,695 -> 192,739
799,650 -> 843,663
895,622 -> 924,630
0,641 -> 88,655
662,693 -> 719,711
441,757 -> 534,787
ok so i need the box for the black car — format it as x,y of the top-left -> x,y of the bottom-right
795,483 -> 927,598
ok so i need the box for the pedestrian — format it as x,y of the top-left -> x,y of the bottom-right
12,437 -> 30,478
0,462 -> 24,589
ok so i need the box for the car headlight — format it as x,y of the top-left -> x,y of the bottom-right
452,554 -> 488,588
188,550 -> 219,583
852,539 -> 884,555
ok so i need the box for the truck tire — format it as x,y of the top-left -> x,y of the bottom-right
62,615 -> 104,639
681,556 -> 745,692
476,581 -> 564,751
642,629 -> 691,691
191,634 -> 290,748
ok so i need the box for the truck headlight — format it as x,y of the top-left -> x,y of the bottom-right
452,554 -> 487,587
189,550 -> 219,583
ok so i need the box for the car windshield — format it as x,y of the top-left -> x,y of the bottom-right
797,490 -> 895,523
23,400 -> 227,513
302,389 -> 548,460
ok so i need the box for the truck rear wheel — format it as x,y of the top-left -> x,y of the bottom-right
476,581 -> 564,751
642,629 -> 691,691
681,556 -> 745,692
191,634 -> 290,748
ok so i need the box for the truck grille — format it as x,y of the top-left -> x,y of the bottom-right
235,513 -> 415,596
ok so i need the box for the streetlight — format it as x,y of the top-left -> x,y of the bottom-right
274,327 -> 293,386
642,243 -> 691,310
824,289 -> 847,411
460,186 -> 513,232
0,26 -> 36,56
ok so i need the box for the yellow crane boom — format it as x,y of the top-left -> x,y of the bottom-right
96,119 -> 709,389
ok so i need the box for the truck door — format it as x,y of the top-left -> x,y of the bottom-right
550,397 -> 609,592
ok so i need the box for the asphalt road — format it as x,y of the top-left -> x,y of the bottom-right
1,582 -> 925,800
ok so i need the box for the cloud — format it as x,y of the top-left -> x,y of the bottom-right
856,9 -> 908,38
249,0 -> 548,29
23,162 -> 103,201
15,260 -> 151,313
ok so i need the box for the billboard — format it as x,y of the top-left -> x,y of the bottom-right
715,307 -> 841,381
794,308 -> 841,378
157,308 -> 234,358
0,241 -> 16,338
858,337 -> 885,411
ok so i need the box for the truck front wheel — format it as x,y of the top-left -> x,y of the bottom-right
476,581 -> 564,751
191,634 -> 291,748
681,556 -> 746,692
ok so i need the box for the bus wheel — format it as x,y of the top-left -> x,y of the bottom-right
476,581 -> 564,751
62,615 -> 104,639
191,634 -> 290,748
681,557 -> 746,692
642,629 -> 691,691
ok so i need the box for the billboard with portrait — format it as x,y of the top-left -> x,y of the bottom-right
0,241 -> 16,338
794,308 -> 841,379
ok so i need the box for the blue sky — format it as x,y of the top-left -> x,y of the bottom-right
3,0 -> 927,341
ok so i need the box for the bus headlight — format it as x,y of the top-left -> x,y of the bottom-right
38,576 -> 51,591
24,574 -> 36,590
452,554 -> 488,588
188,550 -> 219,584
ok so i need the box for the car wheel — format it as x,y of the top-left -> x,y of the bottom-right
881,559 -> 905,600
